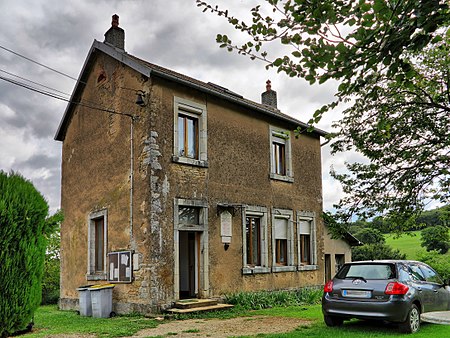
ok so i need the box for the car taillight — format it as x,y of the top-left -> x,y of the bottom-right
385,282 -> 409,295
324,280 -> 333,293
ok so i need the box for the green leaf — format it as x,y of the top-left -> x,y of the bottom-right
273,58 -> 283,66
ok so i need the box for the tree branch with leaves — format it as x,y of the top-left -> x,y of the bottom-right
198,0 -> 450,229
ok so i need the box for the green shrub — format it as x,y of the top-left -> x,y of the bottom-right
0,171 -> 51,337
417,250 -> 450,280
41,211 -> 63,305
354,228 -> 385,244
352,243 -> 407,261
420,225 -> 449,254
224,287 -> 322,310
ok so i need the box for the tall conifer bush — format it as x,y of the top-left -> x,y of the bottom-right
0,171 -> 50,337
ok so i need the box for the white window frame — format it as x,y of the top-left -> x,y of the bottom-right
297,211 -> 318,271
242,205 -> 270,275
269,126 -> 293,182
271,208 -> 296,272
173,97 -> 208,167
87,209 -> 108,280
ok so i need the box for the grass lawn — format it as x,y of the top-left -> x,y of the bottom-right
252,306 -> 450,338
27,305 -> 158,337
385,230 -> 450,261
385,231 -> 423,259
26,304 -> 450,337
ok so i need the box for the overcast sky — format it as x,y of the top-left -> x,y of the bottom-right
0,0 -> 357,213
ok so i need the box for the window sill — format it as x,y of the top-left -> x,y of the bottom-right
298,265 -> 318,271
269,173 -> 294,183
272,265 -> 297,273
242,267 -> 271,275
172,156 -> 208,168
86,273 -> 107,281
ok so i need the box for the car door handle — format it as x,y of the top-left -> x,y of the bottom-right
417,287 -> 422,292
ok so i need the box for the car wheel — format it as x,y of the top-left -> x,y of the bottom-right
399,304 -> 420,334
324,314 -> 344,327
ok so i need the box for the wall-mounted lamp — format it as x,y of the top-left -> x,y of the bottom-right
135,90 -> 147,107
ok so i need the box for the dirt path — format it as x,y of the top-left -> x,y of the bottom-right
127,315 -> 311,338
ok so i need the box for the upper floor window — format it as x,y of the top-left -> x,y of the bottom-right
269,126 -> 293,182
178,114 -> 198,159
173,97 -> 207,167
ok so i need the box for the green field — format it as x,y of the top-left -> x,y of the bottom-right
27,304 -> 450,338
385,230 -> 423,259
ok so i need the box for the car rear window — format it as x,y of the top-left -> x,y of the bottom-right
336,263 -> 396,280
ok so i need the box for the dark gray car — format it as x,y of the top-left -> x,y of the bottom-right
322,260 -> 450,333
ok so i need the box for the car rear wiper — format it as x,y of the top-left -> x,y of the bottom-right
347,276 -> 367,283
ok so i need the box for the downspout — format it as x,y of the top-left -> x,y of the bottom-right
129,115 -> 137,250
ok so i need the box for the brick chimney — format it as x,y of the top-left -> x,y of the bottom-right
104,14 -> 125,51
261,80 -> 277,109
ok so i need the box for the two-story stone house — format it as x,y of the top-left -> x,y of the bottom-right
55,15 -> 328,314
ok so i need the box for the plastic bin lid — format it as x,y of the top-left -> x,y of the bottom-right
76,284 -> 95,291
89,283 -> 115,290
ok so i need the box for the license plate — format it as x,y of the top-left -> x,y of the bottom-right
342,290 -> 372,298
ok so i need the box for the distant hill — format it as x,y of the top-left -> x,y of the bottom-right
385,230 -> 450,260
385,231 -> 423,260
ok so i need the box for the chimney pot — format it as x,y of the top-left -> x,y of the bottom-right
112,14 -> 119,28
261,79 -> 277,109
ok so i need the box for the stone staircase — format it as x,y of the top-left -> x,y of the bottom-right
166,298 -> 234,314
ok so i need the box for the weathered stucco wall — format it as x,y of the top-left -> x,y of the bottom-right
59,52 -> 156,313
60,51 -> 325,314
323,226 -> 352,279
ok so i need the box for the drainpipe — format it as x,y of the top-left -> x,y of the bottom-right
129,115 -> 137,250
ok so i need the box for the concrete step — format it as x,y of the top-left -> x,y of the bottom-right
173,298 -> 218,309
167,303 -> 234,314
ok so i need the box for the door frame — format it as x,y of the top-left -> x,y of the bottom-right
173,199 -> 209,300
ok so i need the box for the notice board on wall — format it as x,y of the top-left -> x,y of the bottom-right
108,251 -> 132,283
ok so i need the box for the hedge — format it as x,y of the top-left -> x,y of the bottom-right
0,171 -> 50,337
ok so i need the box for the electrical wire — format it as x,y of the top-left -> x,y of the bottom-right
0,44 -> 80,82
0,44 -> 140,107
0,68 -> 71,98
0,75 -> 135,118
0,44 -> 141,117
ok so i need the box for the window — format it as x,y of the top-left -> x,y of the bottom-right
269,126 -> 293,182
272,209 -> 295,272
243,206 -> 269,274
409,264 -> 426,281
173,97 -> 207,167
94,218 -> 104,272
246,216 -> 261,266
178,114 -> 198,159
88,209 -> 107,280
179,206 -> 200,226
300,231 -> 311,264
335,254 -> 345,273
419,264 -> 443,284
273,141 -> 286,175
175,200 -> 207,231
297,211 -> 318,270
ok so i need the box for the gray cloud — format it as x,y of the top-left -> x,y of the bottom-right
0,0 -> 348,212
